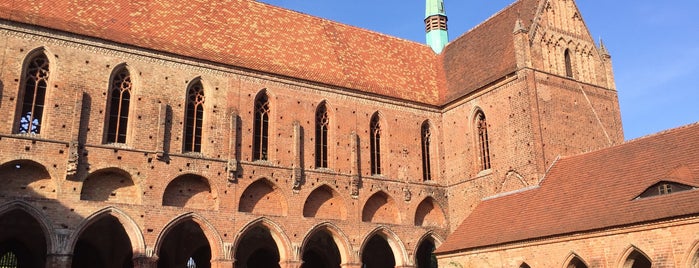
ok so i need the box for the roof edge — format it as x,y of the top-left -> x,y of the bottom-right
482,185 -> 539,201
435,212 -> 699,256
446,0 -> 522,47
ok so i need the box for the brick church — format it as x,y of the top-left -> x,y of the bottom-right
0,0 -> 697,267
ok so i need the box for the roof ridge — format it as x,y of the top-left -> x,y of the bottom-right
551,122 -> 699,162
446,0 -> 523,47
253,0 -> 430,48
482,185 -> 539,201
537,154 -> 562,185
625,122 -> 699,143
0,0 -> 443,104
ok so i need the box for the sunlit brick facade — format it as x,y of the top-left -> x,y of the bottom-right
0,0 -> 671,267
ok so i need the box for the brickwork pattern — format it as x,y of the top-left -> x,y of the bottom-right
437,218 -> 699,268
0,0 -> 627,266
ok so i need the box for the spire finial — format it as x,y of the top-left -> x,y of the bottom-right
513,19 -> 527,34
599,38 -> 610,56
425,0 -> 448,53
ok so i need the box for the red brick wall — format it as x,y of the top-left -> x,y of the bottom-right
438,218 -> 699,268
302,185 -> 346,220
0,1 -> 623,264
80,168 -> 140,204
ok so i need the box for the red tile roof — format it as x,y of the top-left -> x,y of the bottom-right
436,123 -> 699,254
0,0 -> 441,104
0,0 -> 542,105
441,0 -> 539,103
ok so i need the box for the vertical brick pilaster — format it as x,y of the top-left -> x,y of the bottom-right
133,256 -> 158,268
292,121 -> 303,191
211,259 -> 234,268
46,254 -> 72,268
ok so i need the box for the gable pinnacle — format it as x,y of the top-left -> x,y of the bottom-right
425,0 -> 448,54
513,19 -> 527,34
599,38 -> 610,56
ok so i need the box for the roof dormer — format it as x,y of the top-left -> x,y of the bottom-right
637,181 -> 695,199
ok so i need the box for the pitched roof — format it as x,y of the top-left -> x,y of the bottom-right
436,122 -> 699,254
0,0 -> 441,104
441,0 -> 539,103
0,0 -> 546,106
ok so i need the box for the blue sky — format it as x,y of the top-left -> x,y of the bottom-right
258,0 -> 698,140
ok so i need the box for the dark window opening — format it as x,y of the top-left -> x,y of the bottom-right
184,82 -> 205,153
253,93 -> 270,161
315,103 -> 329,168
362,235 -> 395,268
567,257 -> 588,268
370,114 -> 382,175
624,250 -> 652,268
302,231 -> 341,268
476,111 -> 491,171
658,183 -> 672,195
421,122 -> 432,181
17,55 -> 49,134
416,239 -> 438,268
186,257 -> 197,268
106,68 -> 132,143
565,49 -> 573,78
0,251 -> 18,267
638,181 -> 693,198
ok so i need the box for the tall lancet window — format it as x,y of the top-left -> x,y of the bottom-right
184,82 -> 204,153
475,111 -> 491,170
17,54 -> 49,134
564,48 -> 573,78
106,68 -> 132,144
370,113 -> 382,175
315,102 -> 329,168
421,121 -> 432,181
253,92 -> 270,161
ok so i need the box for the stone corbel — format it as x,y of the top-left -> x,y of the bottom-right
65,140 -> 80,179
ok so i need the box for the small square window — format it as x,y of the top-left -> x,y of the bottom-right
658,184 -> 672,195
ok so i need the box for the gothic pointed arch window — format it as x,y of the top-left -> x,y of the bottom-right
315,102 -> 329,168
370,113 -> 382,175
184,81 -> 205,153
475,110 -> 491,171
105,67 -> 132,144
253,91 -> 270,161
564,48 -> 573,78
567,256 -> 589,268
421,121 -> 432,181
16,53 -> 50,134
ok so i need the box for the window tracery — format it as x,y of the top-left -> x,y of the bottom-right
253,93 -> 270,161
421,121 -> 432,181
315,102 -> 329,168
370,113 -> 382,175
106,68 -> 132,143
184,82 -> 204,152
17,54 -> 49,134
476,111 -> 491,171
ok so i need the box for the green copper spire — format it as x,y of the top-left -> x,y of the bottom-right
425,0 -> 446,17
425,0 -> 448,53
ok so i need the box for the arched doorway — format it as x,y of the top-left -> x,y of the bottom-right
623,249 -> 652,268
235,226 -> 281,268
0,209 -> 48,267
362,235 -> 395,268
415,238 -> 437,268
566,255 -> 588,268
72,215 -> 133,268
302,230 -> 341,268
157,220 -> 211,268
